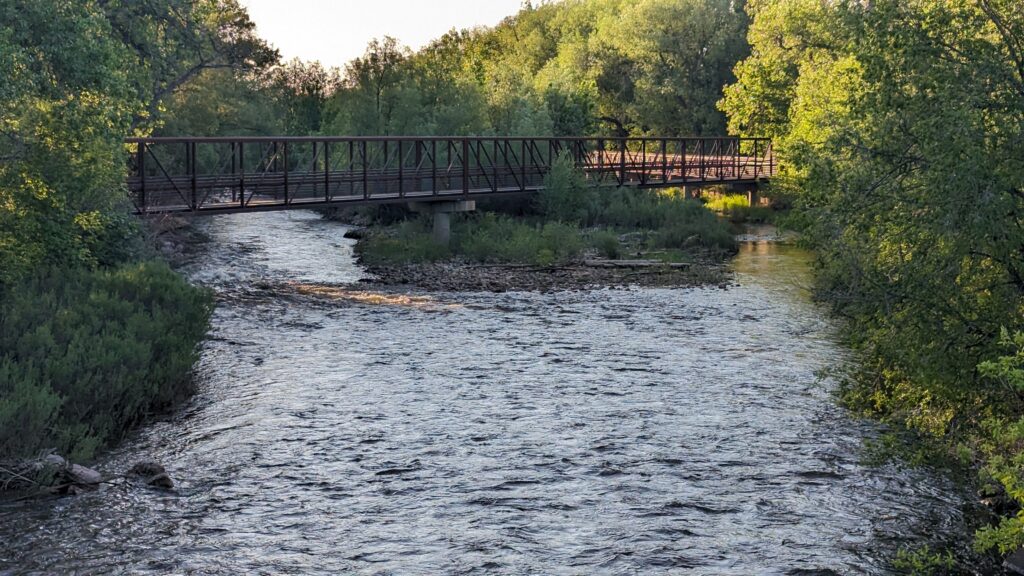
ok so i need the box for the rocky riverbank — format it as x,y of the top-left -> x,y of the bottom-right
359,259 -> 731,292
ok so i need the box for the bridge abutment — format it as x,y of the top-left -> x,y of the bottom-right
408,200 -> 476,246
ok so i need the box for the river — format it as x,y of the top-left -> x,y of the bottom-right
0,211 -> 976,574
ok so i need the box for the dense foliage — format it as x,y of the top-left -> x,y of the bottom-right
0,264 -> 212,461
720,0 -> 1024,554
0,0 -> 274,463
322,0 -> 750,138
358,155 -> 737,266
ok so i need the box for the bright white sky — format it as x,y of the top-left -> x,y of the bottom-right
241,0 -> 525,69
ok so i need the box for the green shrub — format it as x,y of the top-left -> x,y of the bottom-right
703,193 -> 775,223
645,198 -> 738,254
535,153 -> 597,224
456,213 -> 583,265
0,262 -> 213,462
590,229 -> 622,259
973,330 -> 1024,554
892,545 -> 956,575
355,217 -> 451,264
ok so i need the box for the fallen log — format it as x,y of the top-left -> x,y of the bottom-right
583,259 -> 691,269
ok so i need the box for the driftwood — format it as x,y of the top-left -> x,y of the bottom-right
584,259 -> 691,269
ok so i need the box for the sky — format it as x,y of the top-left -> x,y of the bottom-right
240,0 -> 526,69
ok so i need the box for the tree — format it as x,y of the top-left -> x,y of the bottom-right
0,0 -> 139,281
98,0 -> 278,129
598,0 -> 749,136
722,0 -> 1024,551
267,59 -> 343,135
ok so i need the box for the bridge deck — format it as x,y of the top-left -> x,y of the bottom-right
126,136 -> 774,215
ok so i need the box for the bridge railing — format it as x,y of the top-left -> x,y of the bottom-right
124,136 -> 774,214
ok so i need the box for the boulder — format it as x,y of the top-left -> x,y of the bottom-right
66,464 -> 102,485
1005,549 -> 1024,575
145,473 -> 175,489
42,454 -> 67,468
128,459 -> 166,477
128,459 -> 174,489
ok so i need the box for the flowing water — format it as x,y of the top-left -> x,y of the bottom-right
0,212 -> 977,574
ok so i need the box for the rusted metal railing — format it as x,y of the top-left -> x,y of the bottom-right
125,136 -> 774,215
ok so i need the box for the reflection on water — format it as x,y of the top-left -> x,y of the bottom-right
288,283 -> 460,310
0,212 -> 973,575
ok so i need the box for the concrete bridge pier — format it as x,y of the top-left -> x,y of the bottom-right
726,182 -> 761,206
409,200 -> 476,245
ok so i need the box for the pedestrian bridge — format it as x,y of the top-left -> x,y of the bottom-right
126,136 -> 774,215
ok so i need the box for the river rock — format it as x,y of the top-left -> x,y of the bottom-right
43,454 -> 67,468
1005,548 -> 1024,575
343,228 -> 367,240
128,460 -> 174,489
145,472 -> 174,489
66,464 -> 102,485
128,459 -> 165,477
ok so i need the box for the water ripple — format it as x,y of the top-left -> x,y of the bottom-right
0,212 -> 974,575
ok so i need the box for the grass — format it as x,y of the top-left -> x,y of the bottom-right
355,157 -> 739,267
702,192 -> 776,223
357,198 -> 737,267
357,213 -> 587,266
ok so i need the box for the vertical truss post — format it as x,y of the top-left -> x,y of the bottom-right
398,140 -> 404,197
521,140 -> 526,191
462,138 -> 470,198
324,141 -> 330,201
190,141 -> 197,210
640,139 -> 647,186
619,138 -> 626,186
663,138 -> 671,182
681,139 -> 687,183
283,141 -> 289,204
699,139 -> 705,180
383,140 -> 389,195
239,141 -> 245,208
230,141 -> 236,203
138,142 -> 146,213
734,138 -> 739,179
361,141 -> 368,200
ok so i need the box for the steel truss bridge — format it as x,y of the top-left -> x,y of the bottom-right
126,136 -> 774,215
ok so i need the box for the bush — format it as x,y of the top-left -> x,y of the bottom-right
354,218 -> 451,264
648,199 -> 738,254
354,166 -> 739,267
535,153 -> 597,224
456,213 -> 584,265
702,192 -> 775,224
0,262 -> 213,462
356,213 -> 588,266
590,229 -> 622,259
892,545 -> 956,575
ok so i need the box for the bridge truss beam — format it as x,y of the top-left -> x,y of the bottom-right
125,136 -> 774,215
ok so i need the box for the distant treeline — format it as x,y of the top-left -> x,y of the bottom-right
159,0 -> 750,139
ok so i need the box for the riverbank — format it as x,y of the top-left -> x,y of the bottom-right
360,260 -> 730,292
0,258 -> 212,479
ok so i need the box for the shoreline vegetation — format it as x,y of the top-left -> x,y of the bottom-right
721,0 -> 1024,568
331,158 -> 759,292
